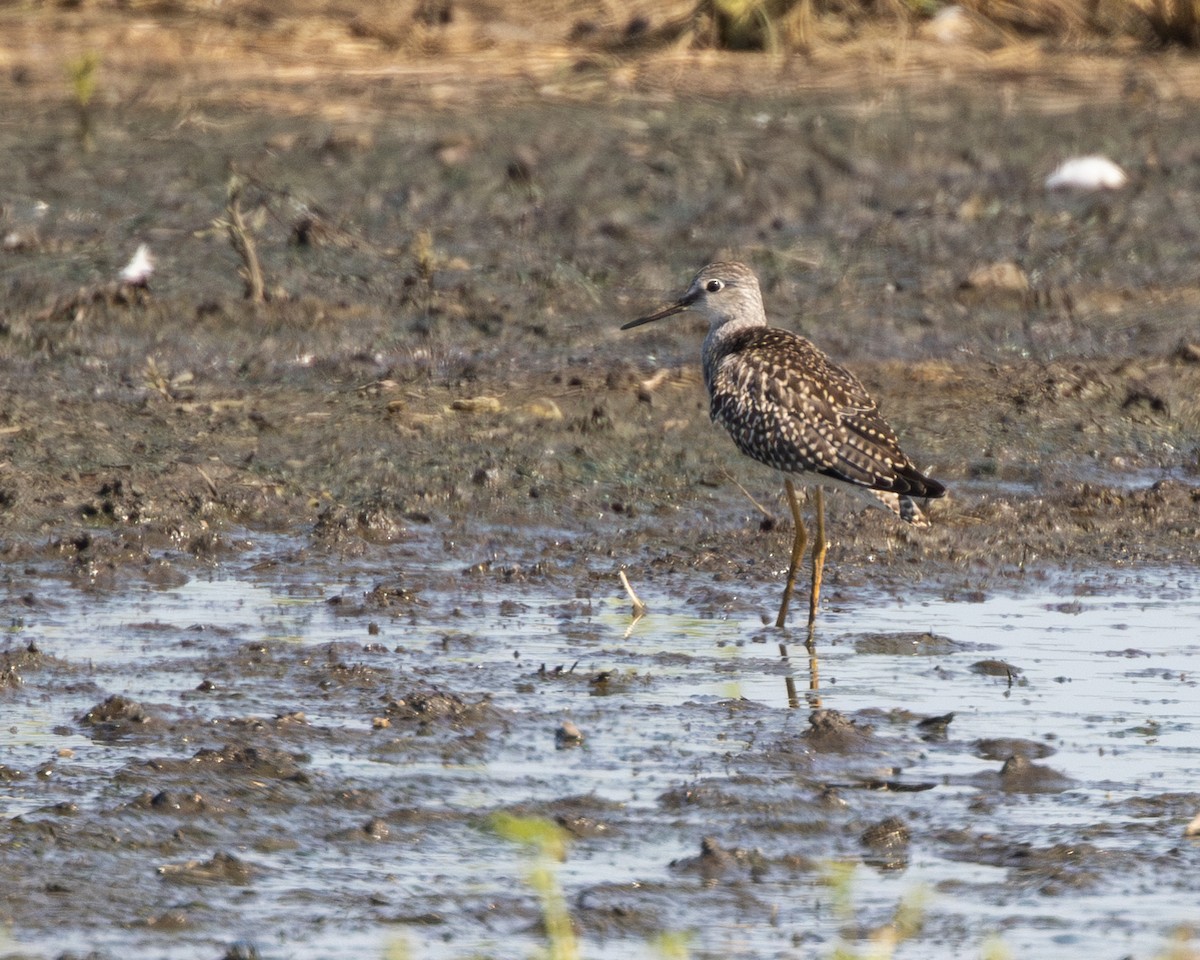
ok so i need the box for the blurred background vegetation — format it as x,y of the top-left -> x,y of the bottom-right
15,0 -> 1200,52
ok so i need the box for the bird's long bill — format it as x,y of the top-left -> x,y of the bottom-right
620,295 -> 693,330
624,300 -> 691,331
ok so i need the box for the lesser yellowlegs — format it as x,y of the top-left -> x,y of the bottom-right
622,260 -> 946,629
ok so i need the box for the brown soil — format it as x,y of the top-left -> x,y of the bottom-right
2,3 -> 1200,957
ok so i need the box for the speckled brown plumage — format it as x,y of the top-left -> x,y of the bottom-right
707,326 -> 944,515
622,260 -> 945,526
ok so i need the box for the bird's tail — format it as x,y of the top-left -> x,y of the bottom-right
819,469 -> 945,527
867,490 -> 933,527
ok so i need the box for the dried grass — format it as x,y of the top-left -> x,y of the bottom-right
6,0 -> 1200,127
1131,0 -> 1200,45
29,0 -> 1200,51
953,0 -> 1198,46
691,0 -> 1199,50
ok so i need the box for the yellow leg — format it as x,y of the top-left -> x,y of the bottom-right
775,478 -> 807,629
808,486 -> 827,627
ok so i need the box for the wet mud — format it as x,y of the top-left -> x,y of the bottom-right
2,6 -> 1200,959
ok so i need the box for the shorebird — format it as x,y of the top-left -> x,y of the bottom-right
622,261 -> 945,629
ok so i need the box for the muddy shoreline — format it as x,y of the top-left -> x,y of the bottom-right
3,8 -> 1200,959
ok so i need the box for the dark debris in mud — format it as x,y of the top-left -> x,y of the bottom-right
802,708 -> 878,753
975,737 -> 1057,761
0,68 -> 1198,602
852,631 -> 971,656
669,835 -> 769,882
77,694 -> 157,740
1,641 -> 61,691
382,687 -> 495,725
3,8 -> 1200,958
158,850 -> 257,887
996,755 -> 1077,794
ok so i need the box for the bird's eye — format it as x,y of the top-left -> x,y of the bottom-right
705,279 -> 724,293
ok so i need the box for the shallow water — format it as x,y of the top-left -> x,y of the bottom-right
3,534 -> 1198,960
4,7 -> 1200,957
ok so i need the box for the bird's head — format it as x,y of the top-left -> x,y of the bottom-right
621,260 -> 765,333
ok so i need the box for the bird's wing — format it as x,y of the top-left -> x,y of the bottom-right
710,331 -> 917,492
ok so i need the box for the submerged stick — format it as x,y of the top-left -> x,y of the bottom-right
618,569 -> 647,617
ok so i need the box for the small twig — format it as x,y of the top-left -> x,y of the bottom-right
618,569 -> 647,617
219,175 -> 267,302
197,466 -> 219,499
723,468 -> 774,521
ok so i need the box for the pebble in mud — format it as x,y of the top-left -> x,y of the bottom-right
555,720 -> 584,748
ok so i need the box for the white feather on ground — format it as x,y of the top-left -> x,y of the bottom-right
118,243 -> 155,286
1045,156 -> 1128,191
